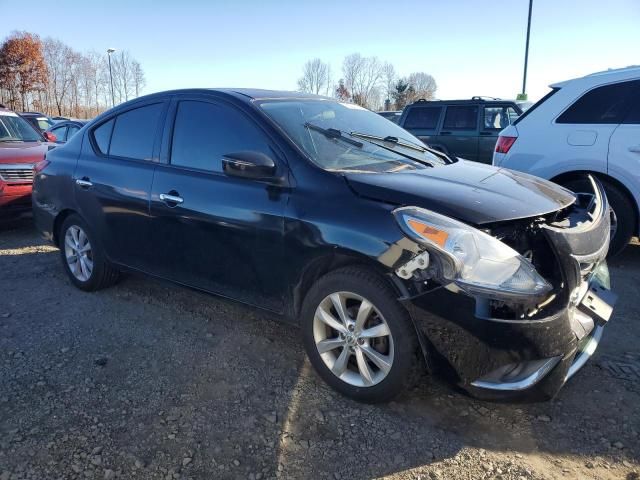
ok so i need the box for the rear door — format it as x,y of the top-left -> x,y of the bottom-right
401,105 -> 443,148
74,99 -> 168,270
439,105 -> 479,161
148,95 -> 288,312
608,85 -> 640,207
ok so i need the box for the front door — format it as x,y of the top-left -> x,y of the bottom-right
478,105 -> 519,164
148,97 -> 288,313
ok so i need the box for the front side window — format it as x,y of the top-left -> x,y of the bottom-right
108,103 -> 164,160
483,107 -> 508,130
483,106 -> 519,130
557,80 -> 640,124
0,113 -> 42,142
443,106 -> 478,130
260,99 -> 446,173
403,106 -> 442,129
170,100 -> 271,173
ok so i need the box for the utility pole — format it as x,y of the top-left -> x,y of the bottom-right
107,48 -> 116,107
519,0 -> 533,100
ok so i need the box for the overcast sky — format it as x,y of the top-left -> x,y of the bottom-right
1,0 -> 638,103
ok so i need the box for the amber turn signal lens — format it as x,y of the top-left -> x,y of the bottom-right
407,219 -> 449,247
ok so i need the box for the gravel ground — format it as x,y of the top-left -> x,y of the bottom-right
0,218 -> 639,480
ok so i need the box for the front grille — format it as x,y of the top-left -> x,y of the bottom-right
0,167 -> 34,182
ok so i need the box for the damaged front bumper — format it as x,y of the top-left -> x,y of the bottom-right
395,177 -> 617,400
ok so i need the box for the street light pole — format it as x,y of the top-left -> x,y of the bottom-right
520,0 -> 533,100
107,48 -> 116,107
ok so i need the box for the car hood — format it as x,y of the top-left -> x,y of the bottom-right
0,142 -> 50,164
344,160 -> 576,225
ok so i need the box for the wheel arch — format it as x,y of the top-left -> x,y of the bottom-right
52,208 -> 79,247
289,249 -> 402,322
550,170 -> 639,235
291,250 -> 433,376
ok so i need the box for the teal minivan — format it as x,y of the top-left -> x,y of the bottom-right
398,97 -> 522,164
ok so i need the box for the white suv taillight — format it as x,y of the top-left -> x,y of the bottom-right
495,136 -> 517,154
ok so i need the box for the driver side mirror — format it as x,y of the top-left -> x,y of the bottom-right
43,131 -> 57,143
222,151 -> 277,181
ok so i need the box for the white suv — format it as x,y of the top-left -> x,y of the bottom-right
493,66 -> 640,256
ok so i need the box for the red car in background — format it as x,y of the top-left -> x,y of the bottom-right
0,105 -> 52,218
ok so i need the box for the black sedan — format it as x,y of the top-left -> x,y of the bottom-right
44,120 -> 88,144
32,89 -> 615,403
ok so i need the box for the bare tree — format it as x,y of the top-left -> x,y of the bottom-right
382,62 -> 396,109
43,38 -> 74,116
342,53 -> 384,108
1,32 -> 146,117
297,58 -> 329,95
132,60 -> 145,98
407,72 -> 437,101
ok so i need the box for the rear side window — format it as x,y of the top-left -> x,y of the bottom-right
93,119 -> 114,153
514,88 -> 559,126
403,106 -> 442,129
443,106 -> 478,130
170,100 -> 271,173
557,80 -> 640,124
51,126 -> 68,142
67,125 -> 81,138
108,103 -> 164,160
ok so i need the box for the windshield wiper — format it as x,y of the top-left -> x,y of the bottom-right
349,131 -> 426,152
305,123 -> 363,148
0,138 -> 25,143
350,131 -> 454,164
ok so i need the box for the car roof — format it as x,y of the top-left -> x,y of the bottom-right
46,120 -> 87,130
550,65 -> 640,88
20,111 -> 48,117
406,98 -> 516,107
122,88 -> 333,105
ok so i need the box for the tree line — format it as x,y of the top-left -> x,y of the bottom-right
297,53 -> 437,111
0,31 -> 146,119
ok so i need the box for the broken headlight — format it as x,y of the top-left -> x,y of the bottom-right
393,206 -> 552,300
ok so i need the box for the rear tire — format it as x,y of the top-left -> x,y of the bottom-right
300,266 -> 419,403
59,214 -> 120,291
560,177 -> 635,258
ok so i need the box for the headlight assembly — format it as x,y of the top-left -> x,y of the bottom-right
393,206 -> 552,300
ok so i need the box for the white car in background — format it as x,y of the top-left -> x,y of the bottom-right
493,66 -> 640,256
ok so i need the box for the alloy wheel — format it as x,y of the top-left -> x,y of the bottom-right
313,291 -> 394,387
64,225 -> 94,282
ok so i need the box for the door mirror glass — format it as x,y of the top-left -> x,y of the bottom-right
222,151 -> 276,180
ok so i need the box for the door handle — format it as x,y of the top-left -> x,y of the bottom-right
629,145 -> 640,153
440,131 -> 452,135
75,178 -> 93,188
479,131 -> 494,136
159,192 -> 184,205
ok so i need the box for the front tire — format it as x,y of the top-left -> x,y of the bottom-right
59,214 -> 120,291
301,266 -> 419,403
